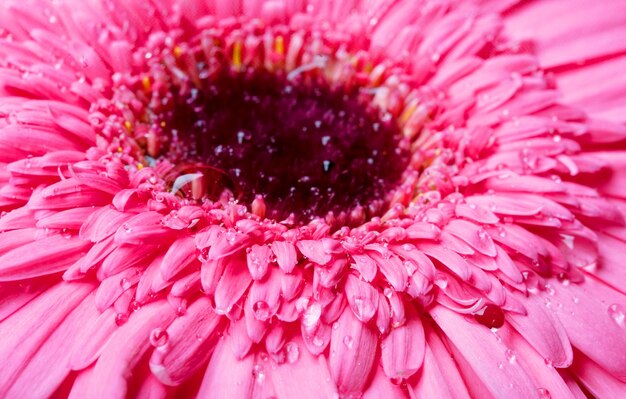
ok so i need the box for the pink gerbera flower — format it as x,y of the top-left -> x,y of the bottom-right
1,0 -> 626,397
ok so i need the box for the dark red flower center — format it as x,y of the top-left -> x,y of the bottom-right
160,67 -> 410,223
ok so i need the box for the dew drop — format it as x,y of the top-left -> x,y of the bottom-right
285,342 -> 300,364
149,328 -> 169,347
343,335 -> 354,349
538,388 -> 552,399
119,278 -> 132,290
253,301 -> 271,321
544,283 -> 555,296
252,364 -> 265,384
504,348 -> 517,364
473,304 -> 505,329
121,223 -> 133,233
176,299 -> 188,316
608,304 -> 625,327
115,313 -> 129,326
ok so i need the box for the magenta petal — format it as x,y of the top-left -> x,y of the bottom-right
214,255 -> 252,314
85,301 -> 176,398
150,297 -> 226,386
160,236 -> 197,281
507,292 -> 573,367
329,307 -> 378,395
0,234 -> 91,281
344,273 -> 379,323
271,337 -> 338,399
546,280 -> 626,381
431,305 -> 538,398
0,282 -> 94,396
271,241 -> 298,273
6,293 -> 99,398
380,306 -> 425,379
196,335 -> 256,399
410,327 -> 471,399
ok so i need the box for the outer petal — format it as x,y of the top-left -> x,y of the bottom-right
380,306 -> 425,379
431,305 -> 538,398
329,307 -> 378,396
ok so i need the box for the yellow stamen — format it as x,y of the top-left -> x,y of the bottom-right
232,41 -> 242,70
399,99 -> 418,125
117,146 -> 123,153
124,121 -> 132,132
142,76 -> 151,91
160,121 -> 166,128
274,36 -> 285,56
137,163 -> 144,170
173,46 -> 182,58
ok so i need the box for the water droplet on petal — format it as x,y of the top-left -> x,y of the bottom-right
505,348 -> 517,364
252,364 -> 265,384
285,342 -> 300,364
115,313 -> 129,326
149,328 -> 169,347
343,335 -> 354,349
253,301 -> 271,321
120,278 -> 132,290
608,304 -> 625,327
538,388 -> 552,399
473,304 -> 505,329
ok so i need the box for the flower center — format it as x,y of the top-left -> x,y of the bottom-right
93,22 -> 422,224
161,67 -> 409,223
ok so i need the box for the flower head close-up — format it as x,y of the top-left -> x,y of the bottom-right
0,0 -> 626,398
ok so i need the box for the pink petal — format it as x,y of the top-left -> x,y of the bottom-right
410,326 -> 471,399
271,241 -> 298,273
446,219 -> 497,256
296,239 -> 332,265
419,243 -> 471,281
160,236 -> 197,281
571,352 -> 626,398
214,255 -> 252,314
362,366 -> 407,399
329,307 -> 378,395
507,292 -> 573,367
381,306 -> 425,379
0,234 -> 91,281
69,308 -> 118,370
85,301 -> 176,398
0,282 -> 94,396
545,279 -> 626,381
196,335 -> 255,399
344,274 -> 379,323
431,306 -> 538,398
271,337 -> 338,399
246,244 -> 272,280
150,297 -> 227,386
6,293 -> 99,398
505,0 -> 626,68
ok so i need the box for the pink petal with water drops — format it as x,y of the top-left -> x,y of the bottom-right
83,301 -> 175,398
381,306 -> 425,379
344,273 -> 379,323
150,297 -> 226,386
431,306 -> 538,399
195,335 -> 256,399
271,240 -> 298,273
329,306 -> 378,395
